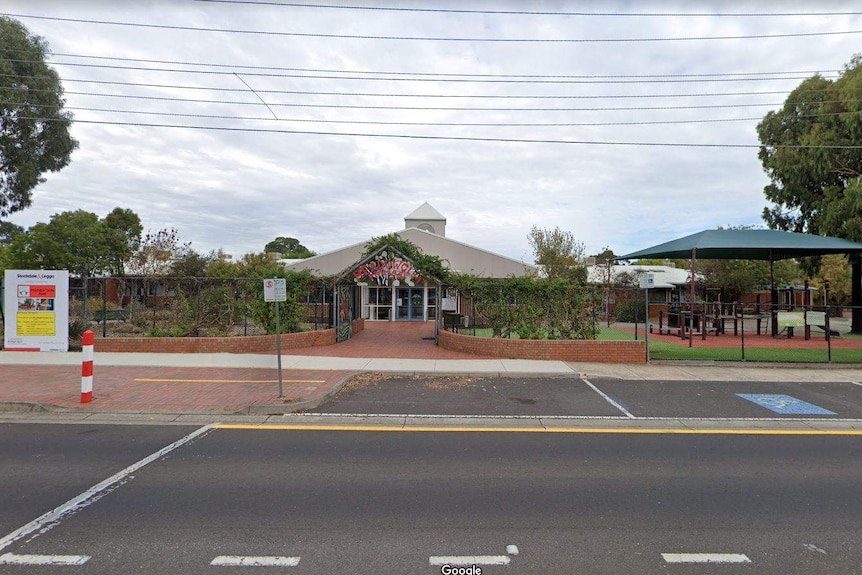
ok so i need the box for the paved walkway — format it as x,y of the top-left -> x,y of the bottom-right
2,318 -> 862,419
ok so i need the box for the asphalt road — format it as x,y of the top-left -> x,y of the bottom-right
2,423 -> 862,574
310,374 -> 862,419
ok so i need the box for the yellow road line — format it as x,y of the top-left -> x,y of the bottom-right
213,424 -> 862,435
134,378 -> 326,384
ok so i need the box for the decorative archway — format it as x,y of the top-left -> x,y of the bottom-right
333,245 -> 440,341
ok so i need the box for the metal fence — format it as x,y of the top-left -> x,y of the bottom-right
439,290 -> 862,363
613,301 -> 862,364
65,276 -> 332,338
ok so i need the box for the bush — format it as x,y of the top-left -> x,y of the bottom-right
613,299 -> 647,323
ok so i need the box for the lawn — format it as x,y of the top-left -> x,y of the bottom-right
646,341 -> 860,363
568,326 -> 860,363
451,326 -> 860,363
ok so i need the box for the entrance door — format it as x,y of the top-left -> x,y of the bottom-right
396,287 -> 424,321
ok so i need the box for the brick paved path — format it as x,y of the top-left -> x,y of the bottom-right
286,321 -> 480,359
0,366 -> 351,412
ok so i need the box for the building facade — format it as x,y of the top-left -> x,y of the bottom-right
283,203 -> 537,323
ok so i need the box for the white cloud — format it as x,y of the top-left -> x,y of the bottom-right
3,0 -> 860,263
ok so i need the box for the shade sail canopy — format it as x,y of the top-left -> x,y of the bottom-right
618,229 -> 862,261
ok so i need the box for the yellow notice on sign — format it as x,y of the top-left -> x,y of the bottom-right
17,312 -> 56,336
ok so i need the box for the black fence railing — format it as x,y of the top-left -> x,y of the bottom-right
65,276 -> 332,338
439,297 -> 862,363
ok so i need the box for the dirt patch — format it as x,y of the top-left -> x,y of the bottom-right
335,373 -> 488,396
334,372 -> 392,397
420,376 -> 487,391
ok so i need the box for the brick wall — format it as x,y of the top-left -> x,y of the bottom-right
438,329 -> 646,364
95,318 -> 364,354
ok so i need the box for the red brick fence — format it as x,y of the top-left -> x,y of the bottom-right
94,319 -> 364,353
438,329 -> 646,363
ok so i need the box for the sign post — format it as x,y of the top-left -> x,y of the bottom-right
264,278 -> 287,397
639,273 -> 654,363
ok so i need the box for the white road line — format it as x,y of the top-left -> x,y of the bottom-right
581,378 -> 636,419
851,381 -> 862,387
211,556 -> 301,567
662,553 -> 751,564
0,553 -> 90,566
429,555 -> 511,566
0,424 -> 214,553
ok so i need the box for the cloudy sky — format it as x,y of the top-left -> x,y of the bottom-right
3,1 -> 861,264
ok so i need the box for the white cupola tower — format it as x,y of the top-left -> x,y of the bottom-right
404,202 -> 446,237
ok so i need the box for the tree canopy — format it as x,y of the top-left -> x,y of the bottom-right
4,208 -> 141,275
0,17 -> 78,217
757,53 -> 862,330
758,56 -> 862,237
264,236 -> 315,259
127,228 -> 190,276
527,225 -> 587,283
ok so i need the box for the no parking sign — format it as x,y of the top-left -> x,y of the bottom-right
263,277 -> 287,397
263,278 -> 287,302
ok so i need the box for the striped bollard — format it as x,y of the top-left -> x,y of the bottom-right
81,330 -> 94,403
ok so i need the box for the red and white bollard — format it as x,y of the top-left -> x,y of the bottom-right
81,330 -> 94,403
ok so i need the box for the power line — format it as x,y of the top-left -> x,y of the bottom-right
47,52 -> 844,81
37,61 -> 840,85
34,104 -> 768,126
196,0 -> 862,18
60,89 -> 802,111
22,115 -> 862,149
1,72 -> 828,100
10,100 -> 856,127
5,13 -> 862,42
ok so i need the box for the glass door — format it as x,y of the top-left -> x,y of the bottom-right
396,287 -> 425,320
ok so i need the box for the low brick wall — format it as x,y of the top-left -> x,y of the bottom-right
438,329 -> 646,363
94,318 -> 364,354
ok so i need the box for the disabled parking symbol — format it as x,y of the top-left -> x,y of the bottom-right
736,394 -> 836,415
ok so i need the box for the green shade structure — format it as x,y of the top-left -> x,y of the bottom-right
618,229 -> 862,347
618,229 -> 862,262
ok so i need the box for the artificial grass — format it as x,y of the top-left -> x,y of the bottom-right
648,341 -> 861,363
465,325 -> 861,363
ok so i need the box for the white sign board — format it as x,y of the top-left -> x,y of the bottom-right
806,311 -> 827,326
4,270 -> 70,352
639,273 -> 655,289
263,278 -> 287,302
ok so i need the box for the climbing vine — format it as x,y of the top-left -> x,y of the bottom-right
448,274 -> 599,340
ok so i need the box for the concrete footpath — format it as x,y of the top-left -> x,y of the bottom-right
2,351 -> 862,430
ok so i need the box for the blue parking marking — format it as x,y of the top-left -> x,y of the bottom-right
736,394 -> 836,415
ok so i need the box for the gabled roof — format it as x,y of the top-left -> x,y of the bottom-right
283,228 -> 536,279
404,202 -> 446,221
619,229 -> 862,261
587,264 -> 695,289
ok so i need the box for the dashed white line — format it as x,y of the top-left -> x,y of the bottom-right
0,424 -> 214,554
429,555 -> 511,566
581,378 -> 636,419
662,553 -> 751,564
211,556 -> 301,567
0,553 -> 90,566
